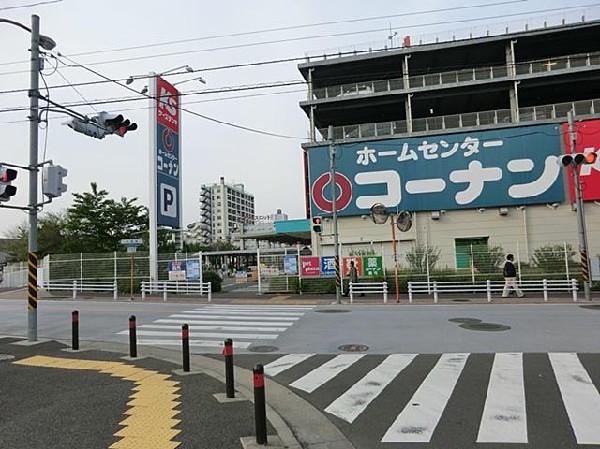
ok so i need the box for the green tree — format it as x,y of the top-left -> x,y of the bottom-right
63,182 -> 148,253
6,212 -> 67,261
472,244 -> 505,274
533,243 -> 574,272
405,244 -> 440,272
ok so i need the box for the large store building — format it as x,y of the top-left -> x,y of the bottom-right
299,19 -> 600,270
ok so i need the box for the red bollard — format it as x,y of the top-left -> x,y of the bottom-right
223,338 -> 234,398
182,324 -> 190,372
129,315 -> 137,358
253,364 -> 267,445
71,310 -> 79,350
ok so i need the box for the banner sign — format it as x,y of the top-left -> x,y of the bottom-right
154,76 -> 181,228
562,119 -> 600,202
185,260 -> 200,281
362,256 -> 383,276
283,255 -> 298,275
299,256 -> 321,277
168,261 -> 186,281
308,124 -> 565,216
342,257 -> 363,276
320,256 -> 336,277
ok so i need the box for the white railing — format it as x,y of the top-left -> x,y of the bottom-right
141,281 -> 212,302
407,279 -> 578,303
349,281 -> 388,303
41,280 -> 118,300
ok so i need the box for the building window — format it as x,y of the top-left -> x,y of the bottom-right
455,237 -> 489,269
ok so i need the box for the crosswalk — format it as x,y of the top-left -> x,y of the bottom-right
117,305 -> 313,351
263,352 -> 600,446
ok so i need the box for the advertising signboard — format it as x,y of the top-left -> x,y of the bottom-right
562,119 -> 600,202
362,256 -> 383,276
283,255 -> 298,275
185,260 -> 200,281
168,261 -> 186,281
342,257 -> 363,276
308,124 -> 565,216
299,256 -> 321,277
155,76 -> 181,228
320,256 -> 336,277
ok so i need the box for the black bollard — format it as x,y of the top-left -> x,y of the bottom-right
223,338 -> 235,398
71,310 -> 79,350
129,315 -> 137,358
253,364 -> 267,445
182,324 -> 190,372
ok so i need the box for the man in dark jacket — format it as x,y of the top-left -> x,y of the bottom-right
502,253 -> 524,298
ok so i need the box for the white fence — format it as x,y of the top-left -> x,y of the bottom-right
41,280 -> 118,299
141,281 -> 211,302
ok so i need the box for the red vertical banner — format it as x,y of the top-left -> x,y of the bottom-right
342,257 -> 363,276
562,119 -> 600,201
156,77 -> 179,131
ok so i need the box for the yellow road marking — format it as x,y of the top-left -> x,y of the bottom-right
14,355 -> 181,449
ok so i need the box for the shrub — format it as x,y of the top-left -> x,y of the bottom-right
405,244 -> 441,272
202,270 -> 222,292
532,243 -> 574,273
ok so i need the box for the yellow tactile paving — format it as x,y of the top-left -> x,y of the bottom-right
13,356 -> 182,449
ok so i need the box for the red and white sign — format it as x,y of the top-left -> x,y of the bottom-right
156,77 -> 179,131
299,256 -> 321,277
562,119 -> 600,201
342,257 -> 363,276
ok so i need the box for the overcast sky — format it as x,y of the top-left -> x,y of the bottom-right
0,0 -> 597,238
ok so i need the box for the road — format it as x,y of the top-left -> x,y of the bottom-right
1,296 -> 600,448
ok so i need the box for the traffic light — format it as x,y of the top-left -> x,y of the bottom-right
42,164 -> 67,198
67,112 -> 138,139
560,152 -> 598,166
96,112 -> 138,137
0,165 -> 17,202
311,216 -> 323,233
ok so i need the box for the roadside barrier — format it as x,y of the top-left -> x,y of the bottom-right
349,281 -> 388,303
129,315 -> 137,358
43,280 -> 118,300
140,281 -> 212,302
223,338 -> 235,398
182,324 -> 190,372
71,310 -> 79,350
407,279 -> 579,303
253,364 -> 267,445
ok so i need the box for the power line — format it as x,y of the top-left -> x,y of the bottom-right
0,0 -> 62,11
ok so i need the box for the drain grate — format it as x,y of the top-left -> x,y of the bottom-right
248,345 -> 279,353
459,322 -> 511,332
315,309 -> 350,313
452,299 -> 471,302
338,344 -> 369,352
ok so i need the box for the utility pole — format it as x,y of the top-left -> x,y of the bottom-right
328,126 -> 341,304
28,14 -> 40,341
567,111 -> 591,301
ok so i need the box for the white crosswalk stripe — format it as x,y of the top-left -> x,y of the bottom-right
263,352 -> 600,446
116,305 -> 313,351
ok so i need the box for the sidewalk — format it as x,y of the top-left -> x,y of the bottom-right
0,336 -> 352,449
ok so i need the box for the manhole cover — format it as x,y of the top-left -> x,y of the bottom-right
249,345 -> 279,353
338,344 -> 369,352
315,309 -> 350,313
459,322 -> 511,332
448,318 -> 482,324
452,299 -> 471,302
0,354 -> 15,362
579,305 -> 600,310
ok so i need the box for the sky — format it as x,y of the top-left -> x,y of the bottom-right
0,0 -> 598,238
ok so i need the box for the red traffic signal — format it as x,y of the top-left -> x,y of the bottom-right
311,216 -> 323,233
0,165 -> 17,202
560,152 -> 598,166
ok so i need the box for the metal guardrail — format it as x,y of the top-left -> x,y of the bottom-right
140,281 -> 212,302
41,280 -> 118,300
407,279 -> 578,303
349,281 -> 388,303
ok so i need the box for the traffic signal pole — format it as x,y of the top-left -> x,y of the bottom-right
27,14 -> 40,341
568,111 -> 591,301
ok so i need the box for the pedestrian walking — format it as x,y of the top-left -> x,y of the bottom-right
349,260 -> 364,297
502,253 -> 524,298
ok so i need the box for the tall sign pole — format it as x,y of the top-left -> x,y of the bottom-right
567,111 -> 591,301
149,74 -> 182,281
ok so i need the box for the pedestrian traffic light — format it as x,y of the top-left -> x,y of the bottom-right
42,164 -> 67,198
311,216 -> 323,233
560,152 -> 598,166
0,165 -> 17,202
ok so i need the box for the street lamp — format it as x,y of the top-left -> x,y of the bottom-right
1,15 -> 56,341
370,203 -> 412,303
